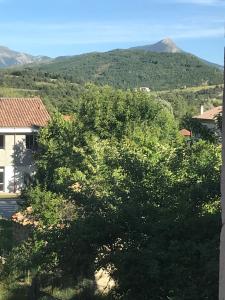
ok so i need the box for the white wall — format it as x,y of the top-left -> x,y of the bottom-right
0,131 -> 35,193
4,165 -> 35,193
200,120 -> 217,130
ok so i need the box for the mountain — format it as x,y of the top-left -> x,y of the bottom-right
130,38 -> 183,53
0,45 -> 51,68
0,38 -> 223,90
30,48 -> 223,90
130,38 -> 223,70
199,57 -> 223,71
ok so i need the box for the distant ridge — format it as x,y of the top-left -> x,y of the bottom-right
199,57 -> 223,71
52,38 -> 223,70
0,38 -> 223,70
28,44 -> 223,90
0,45 -> 51,68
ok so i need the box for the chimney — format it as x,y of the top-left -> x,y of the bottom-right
200,105 -> 204,115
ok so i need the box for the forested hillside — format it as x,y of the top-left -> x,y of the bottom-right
0,68 -> 223,121
30,50 -> 223,90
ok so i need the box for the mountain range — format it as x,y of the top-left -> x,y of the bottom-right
0,38 -> 222,69
0,45 -> 50,68
0,38 -> 223,90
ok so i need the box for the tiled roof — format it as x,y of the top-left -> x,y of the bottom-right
193,106 -> 222,121
179,129 -> 192,137
0,97 -> 50,127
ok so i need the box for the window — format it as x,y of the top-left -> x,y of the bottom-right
0,167 -> 4,192
0,135 -> 4,149
24,172 -> 32,186
26,135 -> 38,150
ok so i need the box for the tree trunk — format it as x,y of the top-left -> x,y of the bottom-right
28,275 -> 40,300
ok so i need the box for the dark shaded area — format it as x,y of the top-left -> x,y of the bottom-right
7,139 -> 34,193
0,199 -> 20,219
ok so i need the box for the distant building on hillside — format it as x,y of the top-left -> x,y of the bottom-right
193,105 -> 222,131
135,87 -> 151,93
0,97 -> 50,193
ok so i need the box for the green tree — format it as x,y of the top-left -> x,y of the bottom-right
2,86 -> 221,300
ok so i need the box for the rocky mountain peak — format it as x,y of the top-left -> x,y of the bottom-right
130,37 -> 182,53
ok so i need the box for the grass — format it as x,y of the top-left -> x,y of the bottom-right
0,283 -> 75,300
0,283 -> 112,300
0,86 -> 36,98
0,194 -> 19,199
0,273 -> 112,300
149,83 -> 224,96
0,283 -> 29,300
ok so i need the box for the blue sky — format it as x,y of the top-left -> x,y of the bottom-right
0,0 -> 224,64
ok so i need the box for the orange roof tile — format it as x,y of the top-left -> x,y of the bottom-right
179,129 -> 192,137
0,97 -> 50,127
193,106 -> 222,121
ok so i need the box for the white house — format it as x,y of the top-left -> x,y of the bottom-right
135,87 -> 151,93
193,105 -> 222,131
0,97 -> 50,193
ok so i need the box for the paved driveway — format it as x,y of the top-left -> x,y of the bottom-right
0,199 -> 22,219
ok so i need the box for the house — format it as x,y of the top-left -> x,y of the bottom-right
0,97 -> 50,193
179,128 -> 192,138
139,87 -> 151,92
193,105 -> 222,131
134,87 -> 151,93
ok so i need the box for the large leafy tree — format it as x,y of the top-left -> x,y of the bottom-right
3,85 -> 221,300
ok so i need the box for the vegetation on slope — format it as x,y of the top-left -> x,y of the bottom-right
0,67 -> 223,122
154,83 -> 223,120
30,50 -> 223,90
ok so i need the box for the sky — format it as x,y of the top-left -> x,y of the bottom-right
0,0 -> 224,64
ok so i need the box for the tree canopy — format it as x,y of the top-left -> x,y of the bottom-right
1,85 -> 221,300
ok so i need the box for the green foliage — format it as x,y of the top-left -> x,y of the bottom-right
34,51 -> 223,90
0,64 -> 223,121
1,85 -> 222,299
0,282 -> 29,300
23,186 -> 77,227
0,220 -> 13,255
75,84 -> 178,140
0,68 -> 86,113
155,84 -> 223,120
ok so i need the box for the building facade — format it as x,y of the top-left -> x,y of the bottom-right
193,105 -> 222,131
0,98 -> 50,193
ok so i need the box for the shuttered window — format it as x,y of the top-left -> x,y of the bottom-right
0,167 -> 4,192
0,135 -> 4,149
26,135 -> 38,150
